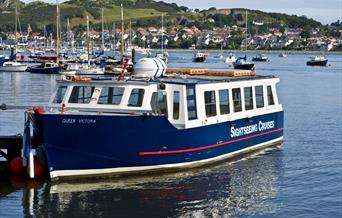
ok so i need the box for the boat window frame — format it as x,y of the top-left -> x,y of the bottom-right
97,86 -> 125,105
255,85 -> 264,108
204,90 -> 217,117
173,91 -> 180,120
68,85 -> 96,104
52,85 -> 68,104
267,85 -> 275,106
151,91 -> 168,116
128,88 -> 145,107
218,89 -> 230,115
186,85 -> 198,120
244,86 -> 254,111
232,88 -> 242,112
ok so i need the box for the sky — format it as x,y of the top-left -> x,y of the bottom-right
23,0 -> 342,24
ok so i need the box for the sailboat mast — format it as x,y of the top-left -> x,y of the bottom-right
161,13 -> 164,54
245,10 -> 248,51
101,8 -> 104,50
121,3 -> 124,63
44,25 -> 47,48
129,19 -> 132,48
67,18 -> 70,48
14,0 -> 18,54
56,0 -> 60,64
87,15 -> 90,65
113,23 -> 116,54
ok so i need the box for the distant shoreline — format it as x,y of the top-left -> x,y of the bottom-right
151,49 -> 342,55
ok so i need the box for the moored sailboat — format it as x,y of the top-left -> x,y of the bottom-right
0,0 -> 27,72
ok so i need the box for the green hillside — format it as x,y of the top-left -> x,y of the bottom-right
0,0 -> 327,34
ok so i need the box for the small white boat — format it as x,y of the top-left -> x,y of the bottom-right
214,54 -> 224,59
279,53 -> 287,58
65,63 -> 104,75
225,53 -> 236,64
0,61 -> 27,72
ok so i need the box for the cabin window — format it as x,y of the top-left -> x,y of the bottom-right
219,89 -> 229,115
68,86 -> 95,104
173,91 -> 180,120
204,91 -> 216,117
128,88 -> 145,107
98,87 -> 125,105
53,86 -> 67,104
186,86 -> 197,120
232,88 -> 242,112
151,91 -> 168,116
267,85 -> 275,106
244,87 -> 254,110
255,85 -> 264,108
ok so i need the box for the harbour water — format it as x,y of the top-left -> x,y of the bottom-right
0,52 -> 341,217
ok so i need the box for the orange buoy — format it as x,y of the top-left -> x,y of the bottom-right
9,157 -> 26,174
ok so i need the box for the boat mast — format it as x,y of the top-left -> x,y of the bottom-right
161,13 -> 164,54
43,25 -> 47,48
14,0 -> 18,55
56,0 -> 60,64
245,10 -> 248,51
113,22 -> 116,55
67,18 -> 70,48
86,15 -> 90,65
129,19 -> 132,48
101,8 -> 105,50
120,3 -> 124,63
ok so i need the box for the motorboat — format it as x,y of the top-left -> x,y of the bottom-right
0,61 -> 27,72
233,56 -> 255,70
27,62 -> 60,74
306,56 -> 328,66
252,54 -> 269,62
192,52 -> 206,62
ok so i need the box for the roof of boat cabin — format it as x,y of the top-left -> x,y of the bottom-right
58,75 -> 277,86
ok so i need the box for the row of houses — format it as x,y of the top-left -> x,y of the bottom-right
1,25 -> 342,51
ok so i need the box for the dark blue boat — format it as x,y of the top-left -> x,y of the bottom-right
234,56 -> 255,70
28,62 -> 60,74
306,56 -> 328,66
23,58 -> 284,180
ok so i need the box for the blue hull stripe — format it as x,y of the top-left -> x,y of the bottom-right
139,127 -> 284,156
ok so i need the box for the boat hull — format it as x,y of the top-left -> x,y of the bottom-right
32,111 -> 284,180
192,57 -> 206,62
306,60 -> 328,66
234,63 -> 255,70
252,58 -> 268,62
0,65 -> 27,72
29,67 -> 60,74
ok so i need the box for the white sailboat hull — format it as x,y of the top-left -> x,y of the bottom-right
0,64 -> 27,72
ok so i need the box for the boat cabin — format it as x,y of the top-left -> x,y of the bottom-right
48,74 -> 282,129
39,62 -> 59,69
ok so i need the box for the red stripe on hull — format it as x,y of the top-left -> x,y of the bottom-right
139,128 -> 284,156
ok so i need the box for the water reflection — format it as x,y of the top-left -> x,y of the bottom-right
18,147 -> 283,217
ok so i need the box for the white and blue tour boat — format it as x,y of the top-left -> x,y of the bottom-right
23,58 -> 284,180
